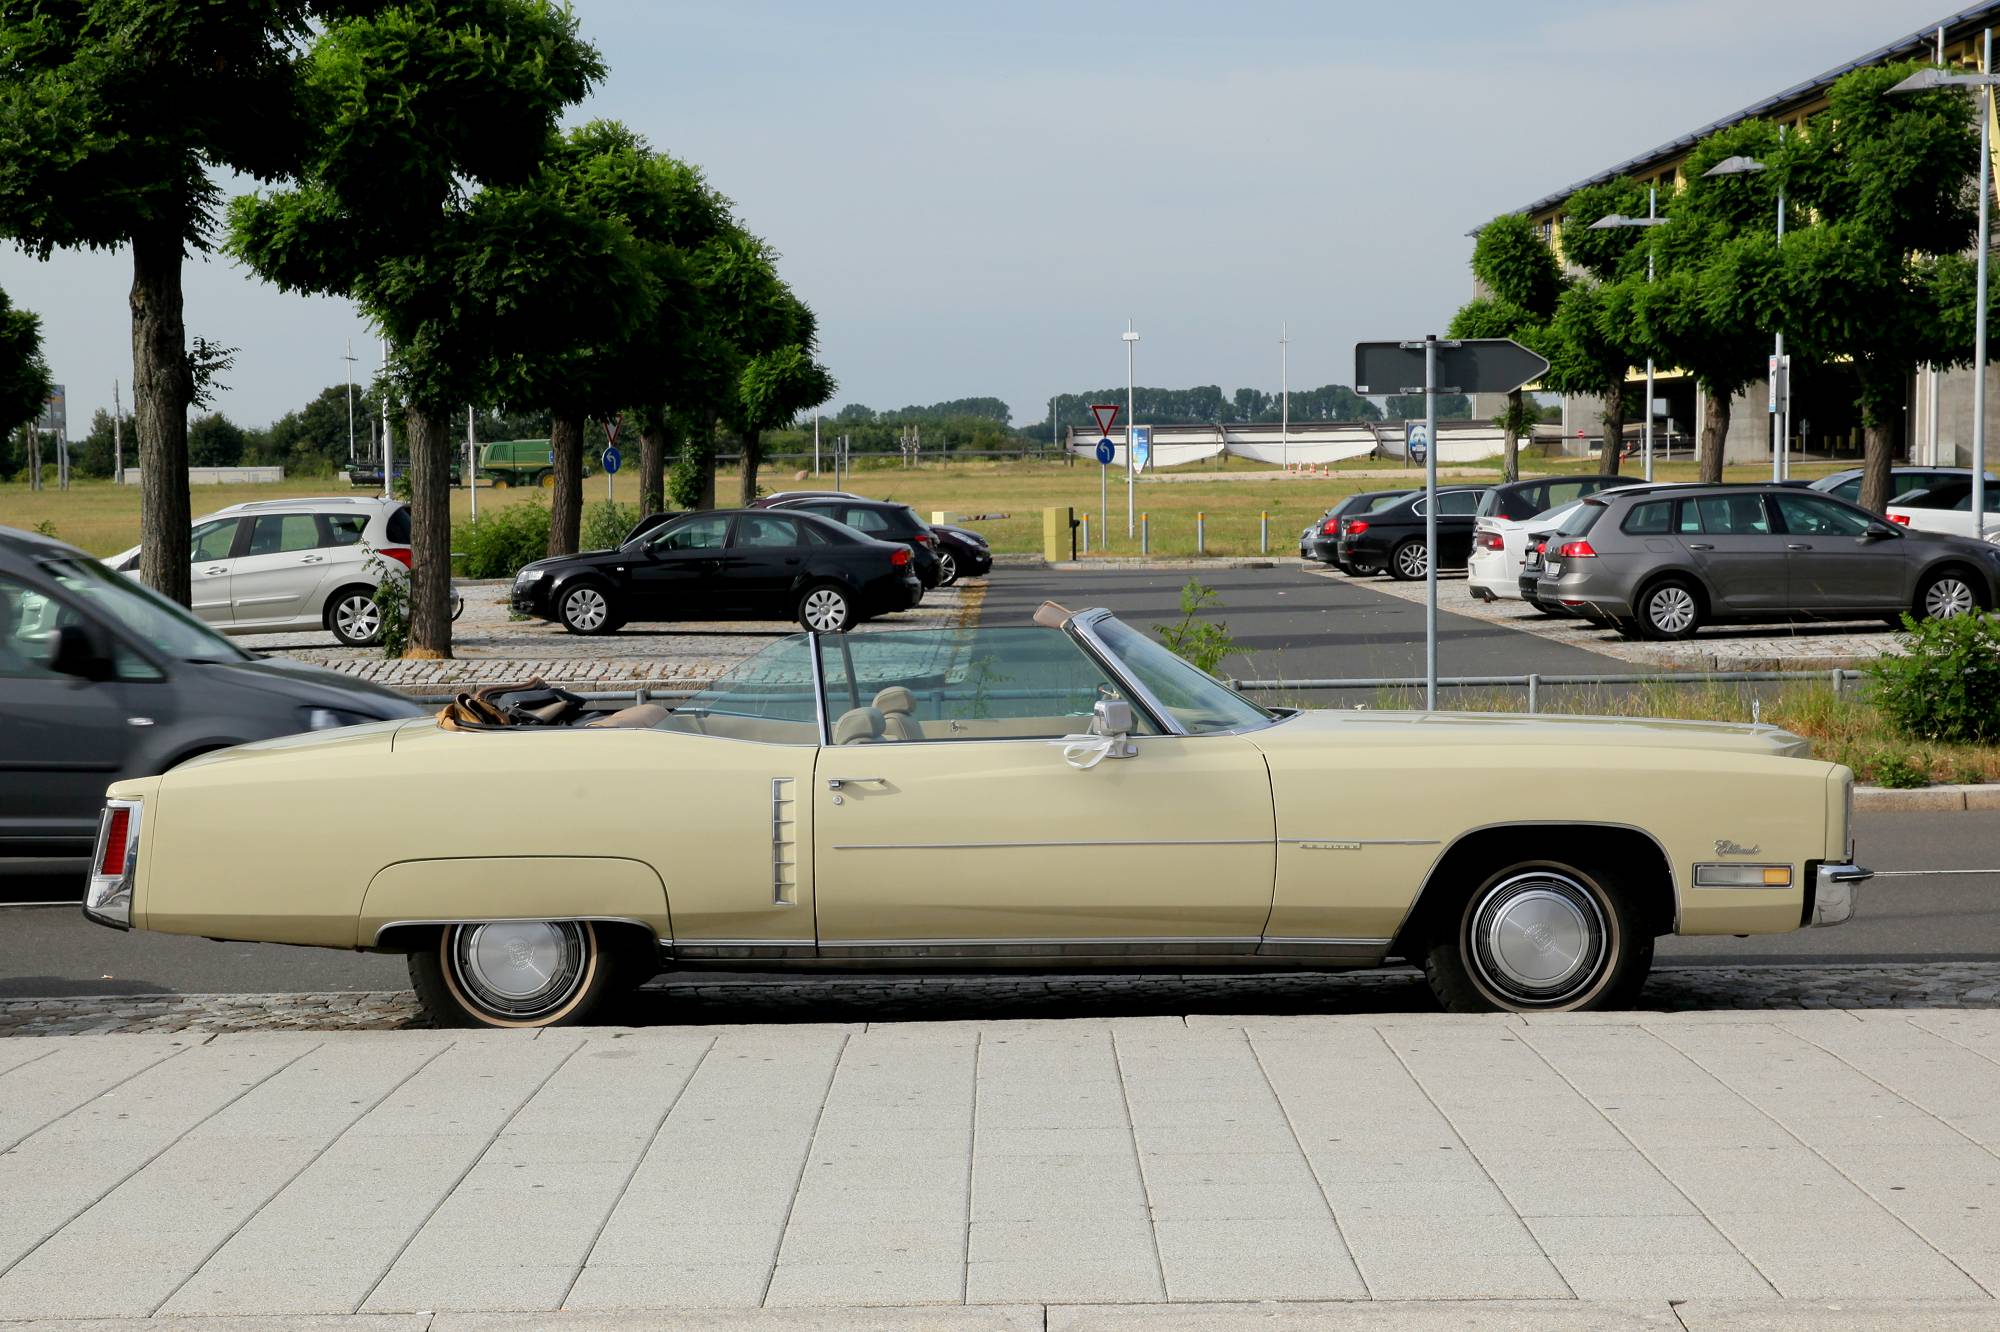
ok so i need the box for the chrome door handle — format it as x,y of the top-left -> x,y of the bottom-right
1685,543 -> 1713,551
302,555 -> 324,563
1786,543 -> 1811,551
826,777 -> 885,790
202,566 -> 227,574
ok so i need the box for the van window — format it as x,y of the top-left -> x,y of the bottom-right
1684,495 -> 1772,535
247,514 -> 321,556
385,505 -> 412,545
1621,499 -> 1673,535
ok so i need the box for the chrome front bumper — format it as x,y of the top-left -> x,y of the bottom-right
1811,862 -> 1872,928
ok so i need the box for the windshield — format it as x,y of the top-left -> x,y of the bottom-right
38,556 -> 250,663
1086,616 -> 1273,734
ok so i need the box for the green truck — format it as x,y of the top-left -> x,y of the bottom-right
477,439 -> 555,489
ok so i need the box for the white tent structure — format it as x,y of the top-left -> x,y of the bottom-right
1065,420 -> 1510,469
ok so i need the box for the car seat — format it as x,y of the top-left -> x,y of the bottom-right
832,706 -> 885,745
872,686 -> 924,741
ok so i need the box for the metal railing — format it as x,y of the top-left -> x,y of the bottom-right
408,667 -> 1862,713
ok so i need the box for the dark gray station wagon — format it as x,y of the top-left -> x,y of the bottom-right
1533,484 -> 2000,640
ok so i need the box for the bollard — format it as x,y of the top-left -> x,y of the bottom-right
1260,511 -> 1269,555
1526,673 -> 1540,714
1080,513 -> 1090,555
1141,512 -> 1149,555
1197,512 -> 1206,554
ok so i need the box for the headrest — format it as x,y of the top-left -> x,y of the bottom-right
872,686 -> 916,715
832,706 -> 885,745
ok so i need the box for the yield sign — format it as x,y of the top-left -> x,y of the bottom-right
1089,403 -> 1120,435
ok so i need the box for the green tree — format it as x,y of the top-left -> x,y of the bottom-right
0,2 -> 332,603
0,285 -> 51,453
731,326 -> 836,504
1773,62 -> 1984,512
1549,178 -> 1652,475
1449,213 -> 1565,480
230,0 -> 611,657
187,413 -> 247,467
72,407 -> 134,479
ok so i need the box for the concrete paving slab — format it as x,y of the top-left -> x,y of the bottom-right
1673,1299 -> 2000,1329
1051,1304 -> 1680,1331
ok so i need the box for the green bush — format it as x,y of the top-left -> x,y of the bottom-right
1870,752 -> 1930,789
581,500 -> 639,552
1867,612 -> 2000,744
366,553 -> 409,659
1155,579 -> 1241,677
457,499 -> 551,579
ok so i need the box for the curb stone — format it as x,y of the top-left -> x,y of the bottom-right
1855,783 -> 1999,812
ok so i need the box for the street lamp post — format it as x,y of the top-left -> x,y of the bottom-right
1892,33 -> 1995,545
1704,144 -> 1790,483
1587,200 -> 1669,481
1123,321 -> 1140,538
1280,323 -> 1290,472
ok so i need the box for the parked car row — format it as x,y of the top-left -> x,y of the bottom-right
1308,476 -> 1643,582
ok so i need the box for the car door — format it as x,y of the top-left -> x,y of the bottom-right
625,512 -> 730,618
808,627 -> 1277,954
1675,493 -> 1790,611
719,513 -> 810,617
1438,490 -> 1484,566
0,574 -> 137,861
186,518 -> 243,626
230,513 -> 326,627
1771,492 -> 1909,612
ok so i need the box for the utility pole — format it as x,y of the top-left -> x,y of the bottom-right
1280,322 -> 1290,471
344,341 -> 358,465
813,410 -> 821,475
466,405 -> 478,519
112,381 -> 123,484
379,337 -> 393,498
1123,320 -> 1140,538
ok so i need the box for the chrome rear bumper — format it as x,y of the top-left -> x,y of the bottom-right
1811,862 -> 1872,928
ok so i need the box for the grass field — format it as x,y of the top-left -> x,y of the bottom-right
0,452 -> 1852,561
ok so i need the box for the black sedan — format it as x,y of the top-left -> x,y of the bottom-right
511,509 -> 922,634
1336,485 -> 1491,580
769,496 -> 943,588
929,524 -> 992,585
1305,489 -> 1415,570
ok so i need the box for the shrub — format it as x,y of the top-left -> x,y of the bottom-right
581,500 -> 639,552
457,499 -> 552,579
365,552 -> 409,659
1867,612 -> 2000,744
1870,752 -> 1930,789
1155,579 -> 1241,677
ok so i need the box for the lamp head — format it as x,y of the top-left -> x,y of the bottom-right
1703,155 -> 1767,178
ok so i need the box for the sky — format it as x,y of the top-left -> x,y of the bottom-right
0,0 -> 1971,435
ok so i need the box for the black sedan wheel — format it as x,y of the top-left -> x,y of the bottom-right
937,551 -> 960,586
560,583 -> 617,635
1425,861 -> 1651,1014
410,921 -> 615,1028
1389,540 -> 1428,581
799,583 -> 853,632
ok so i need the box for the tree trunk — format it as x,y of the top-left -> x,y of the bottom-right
692,414 -> 717,510
547,411 -> 584,556
1600,382 -> 1626,477
1503,389 -> 1521,483
1859,419 -> 1897,515
131,225 -> 192,606
403,404 -> 453,660
738,429 -> 763,507
638,406 -> 667,516
1698,386 -> 1730,484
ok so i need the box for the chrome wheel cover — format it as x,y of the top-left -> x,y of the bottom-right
448,921 -> 588,1018
938,552 -> 958,584
1924,577 -> 1976,619
334,593 -> 381,643
1395,543 -> 1427,578
803,588 -> 848,631
1467,870 -> 1609,1007
1647,585 -> 1696,634
564,587 -> 608,631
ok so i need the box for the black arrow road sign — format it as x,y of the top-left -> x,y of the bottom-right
1354,338 -> 1550,396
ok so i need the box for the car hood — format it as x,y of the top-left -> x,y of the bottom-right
518,549 -> 626,577
201,654 -> 427,718
1255,708 -> 1812,759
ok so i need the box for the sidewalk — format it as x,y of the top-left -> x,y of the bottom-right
5,1010 -> 2000,1324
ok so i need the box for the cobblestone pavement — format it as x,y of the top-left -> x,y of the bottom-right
9,963 -> 2000,1036
1307,563 -> 1905,671
237,579 -> 983,693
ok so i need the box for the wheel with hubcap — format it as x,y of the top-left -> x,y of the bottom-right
1424,860 -> 1651,1013
1917,568 -> 1985,621
326,586 -> 383,647
798,583 -> 853,632
559,583 -> 618,635
1389,540 -> 1428,581
1638,577 -> 1702,641
409,920 -> 616,1028
937,551 -> 960,586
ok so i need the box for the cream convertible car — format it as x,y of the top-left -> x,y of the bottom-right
83,605 -> 1869,1027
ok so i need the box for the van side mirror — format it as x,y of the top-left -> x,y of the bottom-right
47,624 -> 114,681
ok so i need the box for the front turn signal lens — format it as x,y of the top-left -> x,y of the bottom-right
1694,863 -> 1794,888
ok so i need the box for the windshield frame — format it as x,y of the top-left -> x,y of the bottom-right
1066,609 -> 1275,737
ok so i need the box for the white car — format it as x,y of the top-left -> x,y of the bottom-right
109,496 -> 452,646
1468,499 -> 1590,601
1886,477 -> 2000,543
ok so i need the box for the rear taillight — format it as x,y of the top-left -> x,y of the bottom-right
1890,514 -> 1911,525
1475,532 -> 1504,551
1558,540 -> 1597,559
98,806 -> 131,876
1321,519 -> 1340,535
1534,541 -> 1547,554
912,532 -> 932,546
1343,519 -> 1369,536
890,547 -> 911,567
379,546 -> 414,568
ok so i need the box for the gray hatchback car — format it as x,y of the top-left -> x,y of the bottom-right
0,526 -> 426,883
1533,484 -> 2000,640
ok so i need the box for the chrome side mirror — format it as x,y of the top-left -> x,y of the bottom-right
1090,699 -> 1138,758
